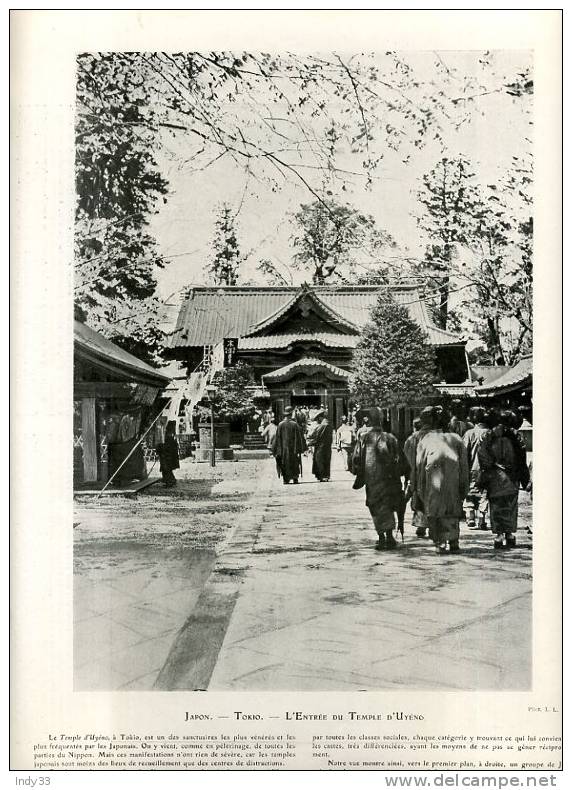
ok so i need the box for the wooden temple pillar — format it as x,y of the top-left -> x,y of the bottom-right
81,396 -> 98,483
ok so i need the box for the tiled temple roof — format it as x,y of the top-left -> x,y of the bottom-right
167,285 -> 464,350
75,321 -> 170,386
476,355 -> 532,395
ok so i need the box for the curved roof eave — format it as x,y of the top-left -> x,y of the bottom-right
262,356 -> 351,383
243,284 -> 359,337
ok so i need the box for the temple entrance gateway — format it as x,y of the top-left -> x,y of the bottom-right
262,357 -> 351,426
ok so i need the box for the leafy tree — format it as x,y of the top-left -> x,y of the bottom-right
208,363 -> 257,418
416,154 -> 532,364
290,198 -> 397,284
459,157 -> 533,364
76,51 -> 450,352
415,60 -> 532,360
256,258 -> 291,286
415,156 -> 482,329
75,53 -> 168,363
77,51 -> 520,216
206,204 -> 243,285
354,262 -> 416,286
75,51 -> 532,357
350,292 -> 437,407
132,51 -> 478,192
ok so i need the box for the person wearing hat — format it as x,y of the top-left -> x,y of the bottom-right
413,407 -> 470,554
307,408 -> 333,482
273,406 -> 307,485
351,408 -> 409,550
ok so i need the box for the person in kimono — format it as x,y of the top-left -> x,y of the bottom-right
477,410 -> 531,549
403,416 -> 430,538
294,406 -> 308,434
157,420 -> 180,488
273,407 -> 307,485
462,406 -> 490,530
307,409 -> 334,482
414,408 -> 470,554
351,408 -> 408,551
448,399 -> 472,437
356,413 -> 371,440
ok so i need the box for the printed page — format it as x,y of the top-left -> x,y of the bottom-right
10,8 -> 562,778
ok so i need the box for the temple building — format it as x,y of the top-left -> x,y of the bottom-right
165,284 -> 472,436
74,320 -> 169,489
475,353 -> 532,405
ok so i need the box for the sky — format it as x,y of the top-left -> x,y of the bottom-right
147,50 -> 532,304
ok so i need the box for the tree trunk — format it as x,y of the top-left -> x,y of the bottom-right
437,244 -> 452,329
438,277 -> 449,329
487,316 -> 506,365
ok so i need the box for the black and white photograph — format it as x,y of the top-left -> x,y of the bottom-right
11,9 -> 564,777
71,42 -> 537,694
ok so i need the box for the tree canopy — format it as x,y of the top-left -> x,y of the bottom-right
290,198 -> 397,284
75,53 -> 169,363
415,156 -> 481,328
415,154 -> 532,363
208,363 -> 257,418
462,157 -> 532,364
350,292 -> 437,407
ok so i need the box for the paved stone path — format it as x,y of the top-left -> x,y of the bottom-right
73,455 -> 271,691
74,451 -> 532,691
162,452 -> 533,692
74,543 -> 216,690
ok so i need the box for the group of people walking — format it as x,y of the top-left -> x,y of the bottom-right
159,400 -> 531,555
271,402 -> 531,555
272,406 -> 334,484
356,404 -> 531,554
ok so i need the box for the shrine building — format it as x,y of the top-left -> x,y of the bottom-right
165,284 -> 472,436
